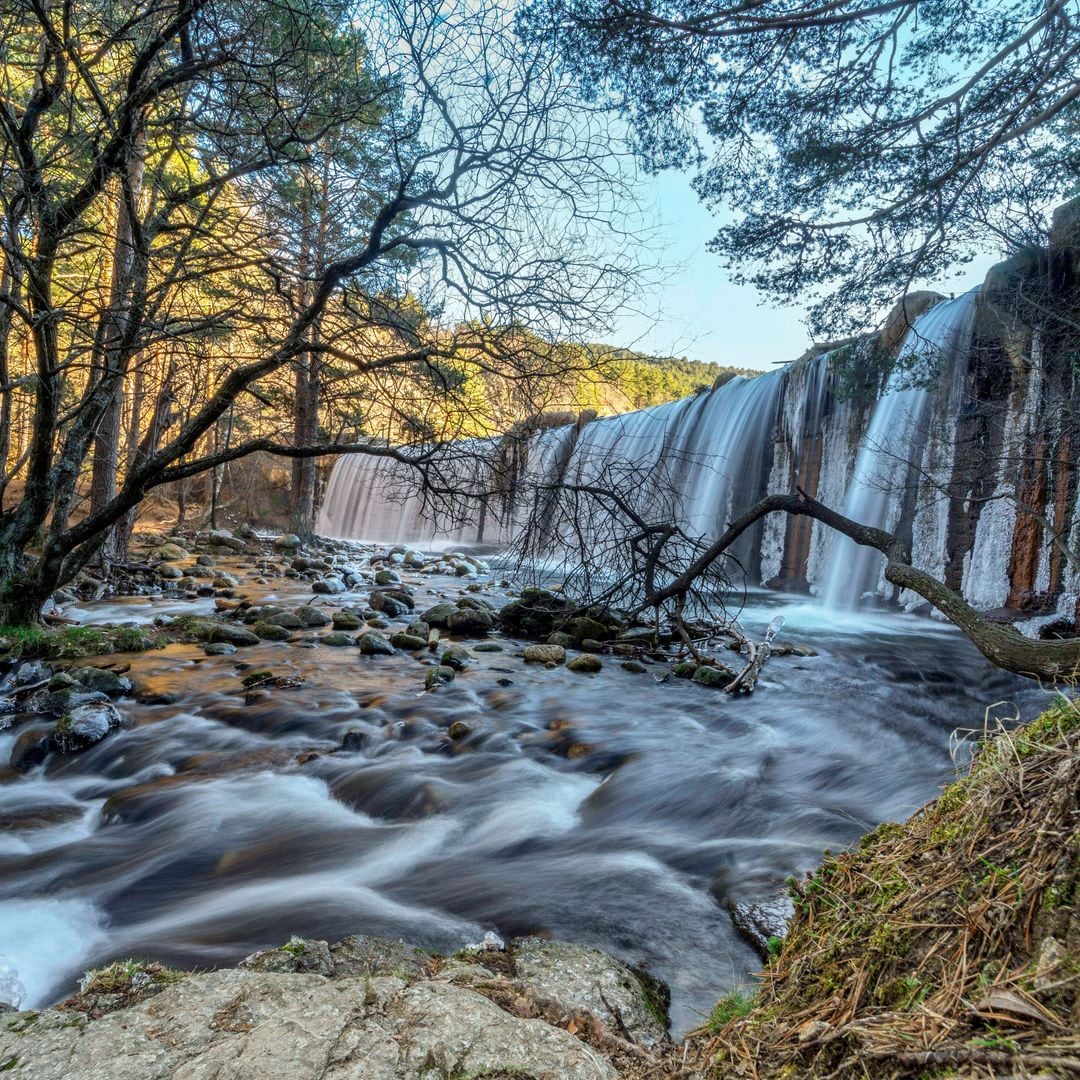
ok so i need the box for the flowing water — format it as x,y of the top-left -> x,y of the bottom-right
0,557 -> 1047,1034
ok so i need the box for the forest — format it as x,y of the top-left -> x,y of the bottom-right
0,0 -> 1077,1077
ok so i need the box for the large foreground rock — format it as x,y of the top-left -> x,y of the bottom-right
0,967 -> 616,1079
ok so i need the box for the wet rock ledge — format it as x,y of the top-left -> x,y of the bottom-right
0,935 -> 672,1079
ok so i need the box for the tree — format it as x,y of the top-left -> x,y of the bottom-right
0,0 -> 639,624
522,0 -> 1080,335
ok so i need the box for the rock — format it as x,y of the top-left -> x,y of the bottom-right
236,523 -> 259,540
0,964 -> 619,1078
14,660 -> 51,685
616,626 -> 670,645
207,623 -> 260,647
311,577 -> 346,595
331,610 -> 363,631
52,702 -> 124,753
253,622 -> 292,642
202,642 -> 237,656
240,937 -> 334,977
265,611 -> 304,629
196,554 -> 215,566
69,666 -> 132,696
359,631 -> 395,656
672,661 -> 698,679
207,528 -> 246,551
389,633 -> 427,651
151,542 -> 188,561
563,616 -> 611,643
374,569 -> 402,585
10,727 -> 53,770
511,937 -> 669,1047
272,533 -> 303,551
212,571 -> 240,588
567,653 -> 602,673
37,687 -> 109,714
472,642 -> 503,653
425,665 -> 456,689
321,632 -> 354,647
370,588 -> 415,614
621,660 -> 647,673
328,935 -> 430,980
547,631 -> 575,648
727,896 -> 795,958
447,720 -> 471,740
692,665 -> 734,688
444,609 -> 494,630
440,645 -> 472,670
523,644 -> 565,665
294,606 -> 331,627
421,602 -> 456,628
158,564 -> 184,580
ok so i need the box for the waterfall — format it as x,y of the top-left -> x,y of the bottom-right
316,371 -> 787,567
820,291 -> 979,608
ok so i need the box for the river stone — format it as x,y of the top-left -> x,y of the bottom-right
37,687 -> 109,714
294,605 -> 331,627
621,660 -> 647,673
10,726 -> 53,770
425,665 -> 456,689
374,569 -> 401,585
329,935 -> 430,979
370,588 -> 415,614
390,632 -> 427,651
208,528 -> 246,551
727,896 -> 796,957
420,602 -> 456,628
272,532 -> 303,551
511,937 -> 668,1047
440,645 -> 472,670
566,653 -> 602,673
69,666 -> 132,696
213,571 -> 240,588
523,644 -> 565,664
158,564 -> 183,579
52,701 -> 124,754
312,576 -> 346,595
447,606 -> 494,633
359,631 -> 394,656
240,938 -> 333,976
266,611 -> 304,629
0,968 -> 616,1079
673,661 -> 698,678
328,610 -> 360,631
151,542 -> 188,561
471,642 -> 503,652
14,660 -> 51,685
196,554 -> 215,566
692,665 -> 734,688
202,642 -> 236,656
207,623 -> 260,647
253,622 -> 292,642
321,632 -> 354,647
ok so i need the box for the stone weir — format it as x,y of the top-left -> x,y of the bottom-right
318,219 -> 1080,627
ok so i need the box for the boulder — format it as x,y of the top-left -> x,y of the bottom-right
331,610 -> 363,631
207,528 -> 246,552
52,701 -> 124,754
207,623 -> 260,647
311,577 -> 346,595
294,606 -> 331,627
265,611 -> 304,629
321,632 -> 354,647
151,543 -> 188,561
420,602 -> 456,628
272,533 -> 304,551
440,645 -> 472,670
69,666 -> 132,697
511,937 -> 669,1047
389,632 -> 427,651
727,896 -> 795,958
523,644 -> 565,665
567,654 -> 602,673
359,631 -> 395,656
253,622 -> 292,642
692,665 -> 734,688
447,606 -> 494,633
202,642 -> 237,656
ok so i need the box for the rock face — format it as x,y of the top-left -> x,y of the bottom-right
0,931 -> 674,1078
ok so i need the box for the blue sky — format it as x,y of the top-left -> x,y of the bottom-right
610,170 -> 1000,372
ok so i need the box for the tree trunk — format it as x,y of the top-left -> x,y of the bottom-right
89,124 -> 147,569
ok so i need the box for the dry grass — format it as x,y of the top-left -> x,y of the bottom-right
692,697 -> 1080,1079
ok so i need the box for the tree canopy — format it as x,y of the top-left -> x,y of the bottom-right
522,0 -> 1080,334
